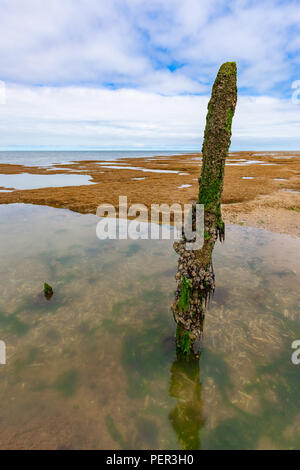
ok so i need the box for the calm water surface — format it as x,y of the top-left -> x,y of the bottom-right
1,150 -> 296,168
0,173 -> 95,190
0,204 -> 299,449
0,151 -> 190,167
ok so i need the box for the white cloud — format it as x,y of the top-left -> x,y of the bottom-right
0,1 -> 299,148
0,84 -> 299,149
0,0 -> 149,84
0,0 -> 299,93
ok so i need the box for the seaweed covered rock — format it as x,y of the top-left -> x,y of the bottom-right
44,282 -> 53,300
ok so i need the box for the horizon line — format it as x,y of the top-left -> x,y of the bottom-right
0,147 -> 300,152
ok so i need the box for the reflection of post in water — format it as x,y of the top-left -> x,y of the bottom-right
169,356 -> 204,450
171,62 -> 237,358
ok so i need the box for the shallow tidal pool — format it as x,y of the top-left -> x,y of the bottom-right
0,204 -> 299,450
0,173 -> 95,190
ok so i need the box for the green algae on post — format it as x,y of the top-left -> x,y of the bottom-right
176,328 -> 191,357
178,276 -> 191,313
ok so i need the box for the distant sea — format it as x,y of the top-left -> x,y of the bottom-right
0,150 -> 192,167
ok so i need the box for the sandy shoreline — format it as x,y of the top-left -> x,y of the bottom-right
0,151 -> 299,236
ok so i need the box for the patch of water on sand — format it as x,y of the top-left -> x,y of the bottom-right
280,188 -> 300,194
97,165 -> 180,174
0,173 -> 95,190
227,161 -> 278,166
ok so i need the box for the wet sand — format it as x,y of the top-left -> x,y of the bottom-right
0,151 -> 299,236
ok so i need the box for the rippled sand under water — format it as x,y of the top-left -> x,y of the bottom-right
0,204 -> 299,450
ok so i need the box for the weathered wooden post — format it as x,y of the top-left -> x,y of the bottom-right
199,61 -> 237,235
172,62 -> 237,359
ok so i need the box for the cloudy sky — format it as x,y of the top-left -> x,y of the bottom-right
0,0 -> 299,150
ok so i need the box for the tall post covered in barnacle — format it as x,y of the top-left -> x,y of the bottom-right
199,61 -> 237,239
171,62 -> 237,359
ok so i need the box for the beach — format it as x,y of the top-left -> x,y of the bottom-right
0,151 -> 299,236
1,0 -> 300,451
